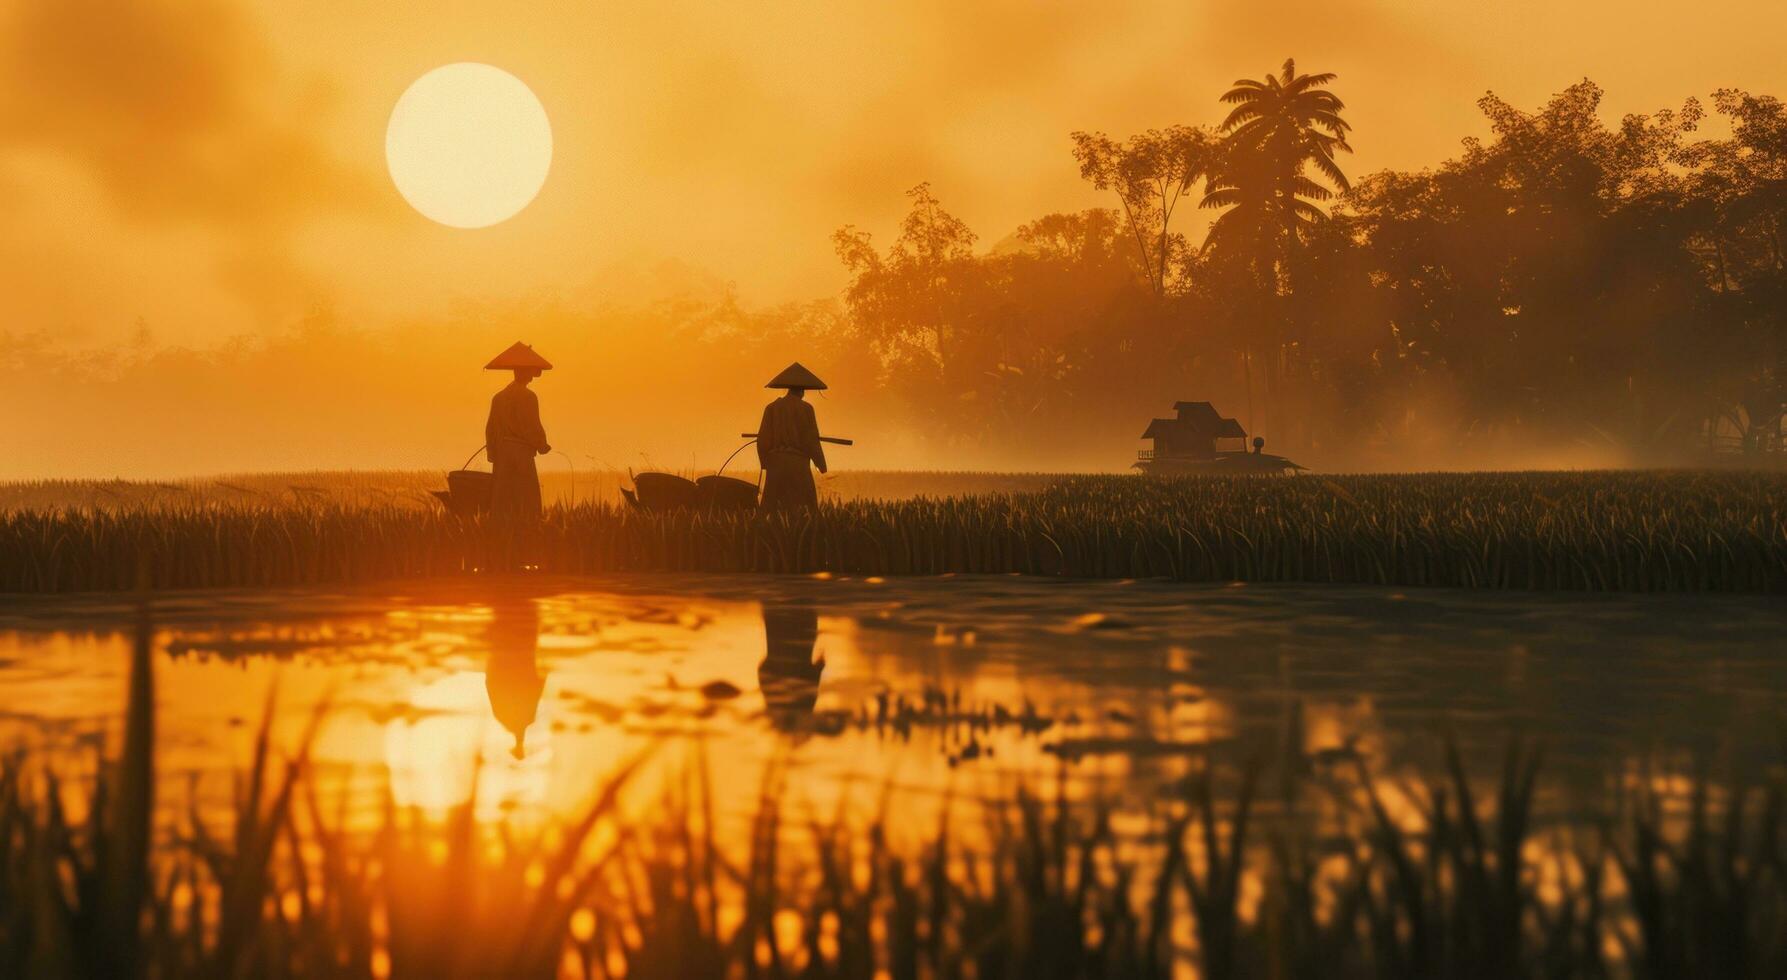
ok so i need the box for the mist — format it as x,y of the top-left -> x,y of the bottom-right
5,2 -> 1785,477
0,259 -> 1657,482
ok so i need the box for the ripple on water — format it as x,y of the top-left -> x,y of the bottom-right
0,574 -> 1781,831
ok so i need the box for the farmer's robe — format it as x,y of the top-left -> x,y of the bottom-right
756,394 -> 825,511
759,602 -> 822,730
485,381 -> 549,521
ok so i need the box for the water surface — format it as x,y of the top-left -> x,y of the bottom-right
2,575 -> 1782,836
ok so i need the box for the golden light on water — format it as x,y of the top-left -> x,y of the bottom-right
1,576 -> 1782,974
381,670 -> 555,820
385,63 -> 552,229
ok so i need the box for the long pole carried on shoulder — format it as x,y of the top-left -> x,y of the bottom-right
742,433 -> 854,445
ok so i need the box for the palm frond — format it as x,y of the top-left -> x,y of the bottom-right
1200,188 -> 1243,209
1221,80 -> 1269,100
1310,153 -> 1352,192
1222,109 -> 1268,135
1291,176 -> 1333,201
1308,110 -> 1353,136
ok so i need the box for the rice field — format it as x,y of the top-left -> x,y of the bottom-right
0,470 -> 1060,512
0,471 -> 1781,594
4,633 -> 1784,979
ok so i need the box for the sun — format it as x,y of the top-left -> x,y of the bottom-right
386,63 -> 552,229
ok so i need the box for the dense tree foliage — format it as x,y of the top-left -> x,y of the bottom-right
835,69 -> 1787,467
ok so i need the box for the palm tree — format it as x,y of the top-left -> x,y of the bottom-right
1203,58 -> 1353,257
1200,58 -> 1352,442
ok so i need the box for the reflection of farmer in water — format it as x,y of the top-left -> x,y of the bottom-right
756,363 -> 828,512
484,342 -> 553,521
485,599 -> 545,759
759,600 -> 823,730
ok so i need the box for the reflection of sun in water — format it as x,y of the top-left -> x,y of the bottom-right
385,62 -> 552,229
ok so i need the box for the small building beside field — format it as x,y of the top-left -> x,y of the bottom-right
1139,401 -> 1247,462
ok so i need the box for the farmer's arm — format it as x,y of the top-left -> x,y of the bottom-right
802,403 -> 827,473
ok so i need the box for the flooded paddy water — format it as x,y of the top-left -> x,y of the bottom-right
6,573 -> 1787,976
3,574 -> 1783,838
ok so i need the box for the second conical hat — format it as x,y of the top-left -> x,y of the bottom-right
485,342 -> 553,371
765,362 -> 826,390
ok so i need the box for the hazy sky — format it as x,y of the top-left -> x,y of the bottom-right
5,0 -> 1786,349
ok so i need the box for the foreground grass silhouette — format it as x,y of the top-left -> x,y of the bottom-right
2,623 -> 1785,978
0,472 -> 1783,593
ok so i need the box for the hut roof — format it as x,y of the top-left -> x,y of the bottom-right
1147,402 -> 1247,440
1173,400 -> 1222,423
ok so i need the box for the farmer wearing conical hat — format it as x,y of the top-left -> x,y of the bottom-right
756,362 -> 827,511
484,342 -> 552,521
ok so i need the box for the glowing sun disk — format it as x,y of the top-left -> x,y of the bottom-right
386,63 -> 552,229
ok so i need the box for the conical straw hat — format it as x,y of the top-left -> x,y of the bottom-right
765,362 -> 826,390
485,342 -> 553,371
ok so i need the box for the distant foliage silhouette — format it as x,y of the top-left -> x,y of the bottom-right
836,67 -> 1786,465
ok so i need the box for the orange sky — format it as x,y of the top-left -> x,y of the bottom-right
2,1 -> 1785,478
6,0 -> 1786,347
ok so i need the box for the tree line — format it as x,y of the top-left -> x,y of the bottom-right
10,61 -> 1783,475
818,60 -> 1787,468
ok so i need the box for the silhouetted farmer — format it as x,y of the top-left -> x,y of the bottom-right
485,598 -> 544,759
484,342 -> 552,521
759,599 -> 823,731
756,363 -> 827,511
